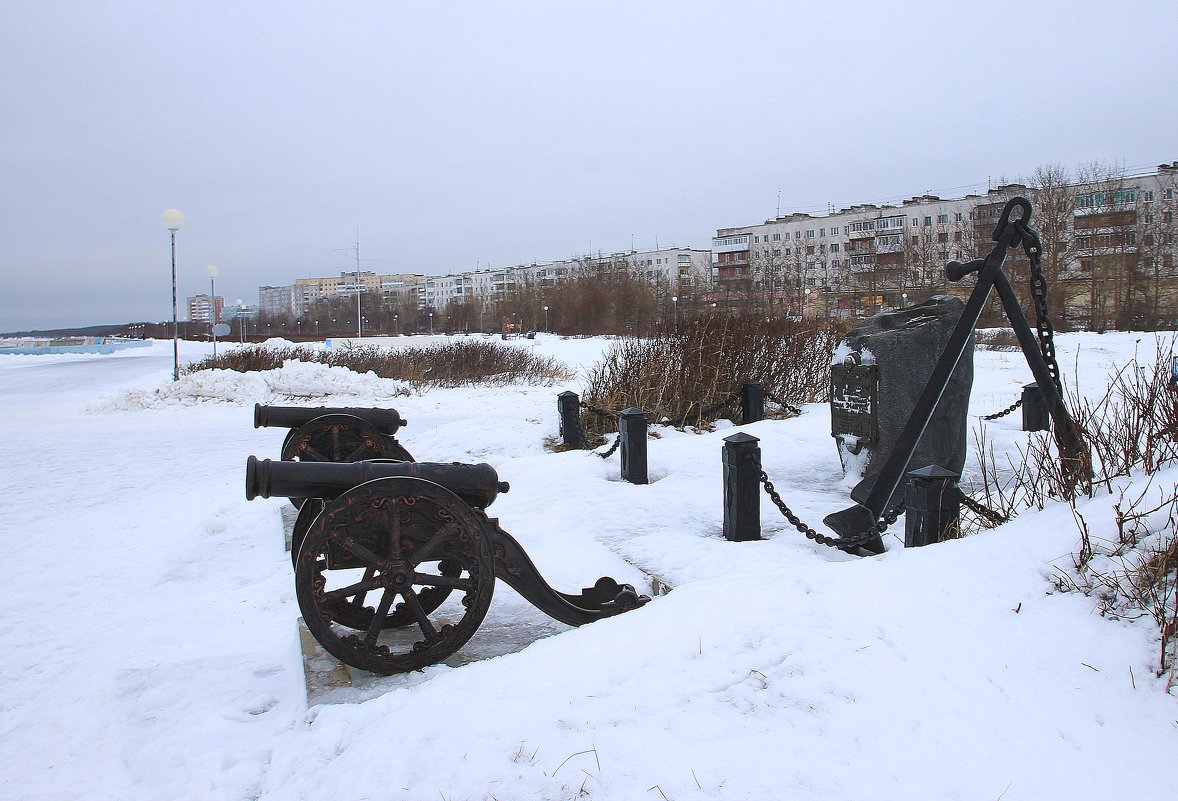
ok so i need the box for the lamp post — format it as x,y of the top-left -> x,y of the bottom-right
206,265 -> 219,358
429,311 -> 434,334
236,298 -> 245,343
394,314 -> 399,335
804,286 -> 811,320
543,305 -> 549,332
672,295 -> 678,331
162,209 -> 184,381
901,292 -> 908,308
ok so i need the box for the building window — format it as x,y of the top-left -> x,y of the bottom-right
772,232 -> 781,241
937,214 -> 948,224
1145,190 -> 1155,202
955,212 -> 963,222
924,216 -> 932,226
911,219 -> 919,227
806,229 -> 815,238
938,232 -> 949,243
1164,189 -> 1175,200
784,232 -> 791,241
1165,211 -> 1174,224
831,243 -> 840,252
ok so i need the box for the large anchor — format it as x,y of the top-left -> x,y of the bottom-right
824,197 -> 1089,554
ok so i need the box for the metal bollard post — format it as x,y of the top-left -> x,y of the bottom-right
722,432 -> 762,541
558,391 -> 582,448
1021,382 -> 1050,432
903,464 -> 961,547
741,380 -> 765,425
619,407 -> 648,485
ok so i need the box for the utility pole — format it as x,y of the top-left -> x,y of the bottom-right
336,229 -> 381,338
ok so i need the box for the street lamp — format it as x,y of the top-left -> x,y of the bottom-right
901,292 -> 908,308
672,295 -> 678,330
543,305 -> 549,332
804,287 -> 811,320
236,298 -> 245,343
162,209 -> 184,381
429,311 -> 434,334
206,265 -> 219,358
394,314 -> 399,335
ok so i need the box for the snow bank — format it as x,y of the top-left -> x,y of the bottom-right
87,360 -> 413,411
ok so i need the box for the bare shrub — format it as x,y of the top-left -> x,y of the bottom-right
579,316 -> 837,438
972,334 -> 1178,679
975,327 -> 1020,351
186,340 -> 571,388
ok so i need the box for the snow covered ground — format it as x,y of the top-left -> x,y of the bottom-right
1,332 -> 1175,801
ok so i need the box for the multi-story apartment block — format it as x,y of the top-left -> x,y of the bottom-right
713,161 -> 1178,325
186,294 -> 223,323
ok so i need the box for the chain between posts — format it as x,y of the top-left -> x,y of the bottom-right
754,455 -> 899,550
958,493 -> 1010,525
763,390 -> 802,417
981,397 -> 1023,420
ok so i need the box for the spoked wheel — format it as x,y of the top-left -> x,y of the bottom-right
281,414 -> 399,463
295,477 -> 496,674
293,498 -> 457,629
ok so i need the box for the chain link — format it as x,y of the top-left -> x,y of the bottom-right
958,493 -> 1011,526
763,391 -> 802,417
754,455 -> 899,550
597,435 -> 621,459
1013,219 -> 1063,398
981,397 -> 1023,420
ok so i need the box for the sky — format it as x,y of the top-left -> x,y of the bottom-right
2,0 -> 1176,332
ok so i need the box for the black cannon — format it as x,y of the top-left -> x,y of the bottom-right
245,456 -> 650,675
254,403 -> 414,463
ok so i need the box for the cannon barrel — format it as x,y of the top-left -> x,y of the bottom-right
254,403 -> 406,435
245,456 -> 509,509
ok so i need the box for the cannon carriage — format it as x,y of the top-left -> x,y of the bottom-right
254,403 -> 414,464
246,456 -> 649,675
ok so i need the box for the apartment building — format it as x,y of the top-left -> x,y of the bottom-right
713,161 -> 1178,324
186,293 -> 223,323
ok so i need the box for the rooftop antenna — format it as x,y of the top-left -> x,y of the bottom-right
335,228 -> 381,338
777,190 -> 781,218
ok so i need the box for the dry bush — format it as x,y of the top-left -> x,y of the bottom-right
579,315 -> 837,438
974,327 -> 1020,351
186,340 -> 571,388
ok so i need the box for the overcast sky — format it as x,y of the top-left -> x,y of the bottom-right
2,1 -> 1175,332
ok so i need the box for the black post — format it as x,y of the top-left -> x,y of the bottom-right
1021,382 -> 1049,432
619,407 -> 648,485
722,432 -> 761,541
741,380 -> 765,425
558,391 -> 582,448
903,465 -> 961,548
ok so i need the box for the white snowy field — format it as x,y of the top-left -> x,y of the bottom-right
1,332 -> 1175,801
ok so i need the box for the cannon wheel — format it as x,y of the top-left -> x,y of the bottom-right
291,497 -> 462,631
295,477 -> 495,674
281,414 -> 399,463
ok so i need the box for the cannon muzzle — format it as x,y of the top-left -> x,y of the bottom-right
254,403 -> 407,435
245,456 -> 509,508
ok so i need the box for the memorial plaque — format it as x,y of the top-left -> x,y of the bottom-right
830,362 -> 879,445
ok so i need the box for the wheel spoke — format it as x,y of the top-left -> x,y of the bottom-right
343,443 -> 372,461
414,572 -> 474,591
414,525 -> 457,562
402,588 -> 440,643
300,445 -> 328,461
333,535 -> 383,566
322,568 -> 381,603
363,589 -> 397,647
330,430 -> 342,460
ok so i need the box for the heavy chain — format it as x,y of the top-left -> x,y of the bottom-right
1013,219 -> 1063,397
958,493 -> 1010,525
580,400 -> 620,421
981,397 -> 1023,420
763,390 -> 802,417
597,435 -> 621,459
755,455 -> 900,550
660,391 -> 742,428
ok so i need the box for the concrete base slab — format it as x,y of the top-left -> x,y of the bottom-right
281,504 -> 298,552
